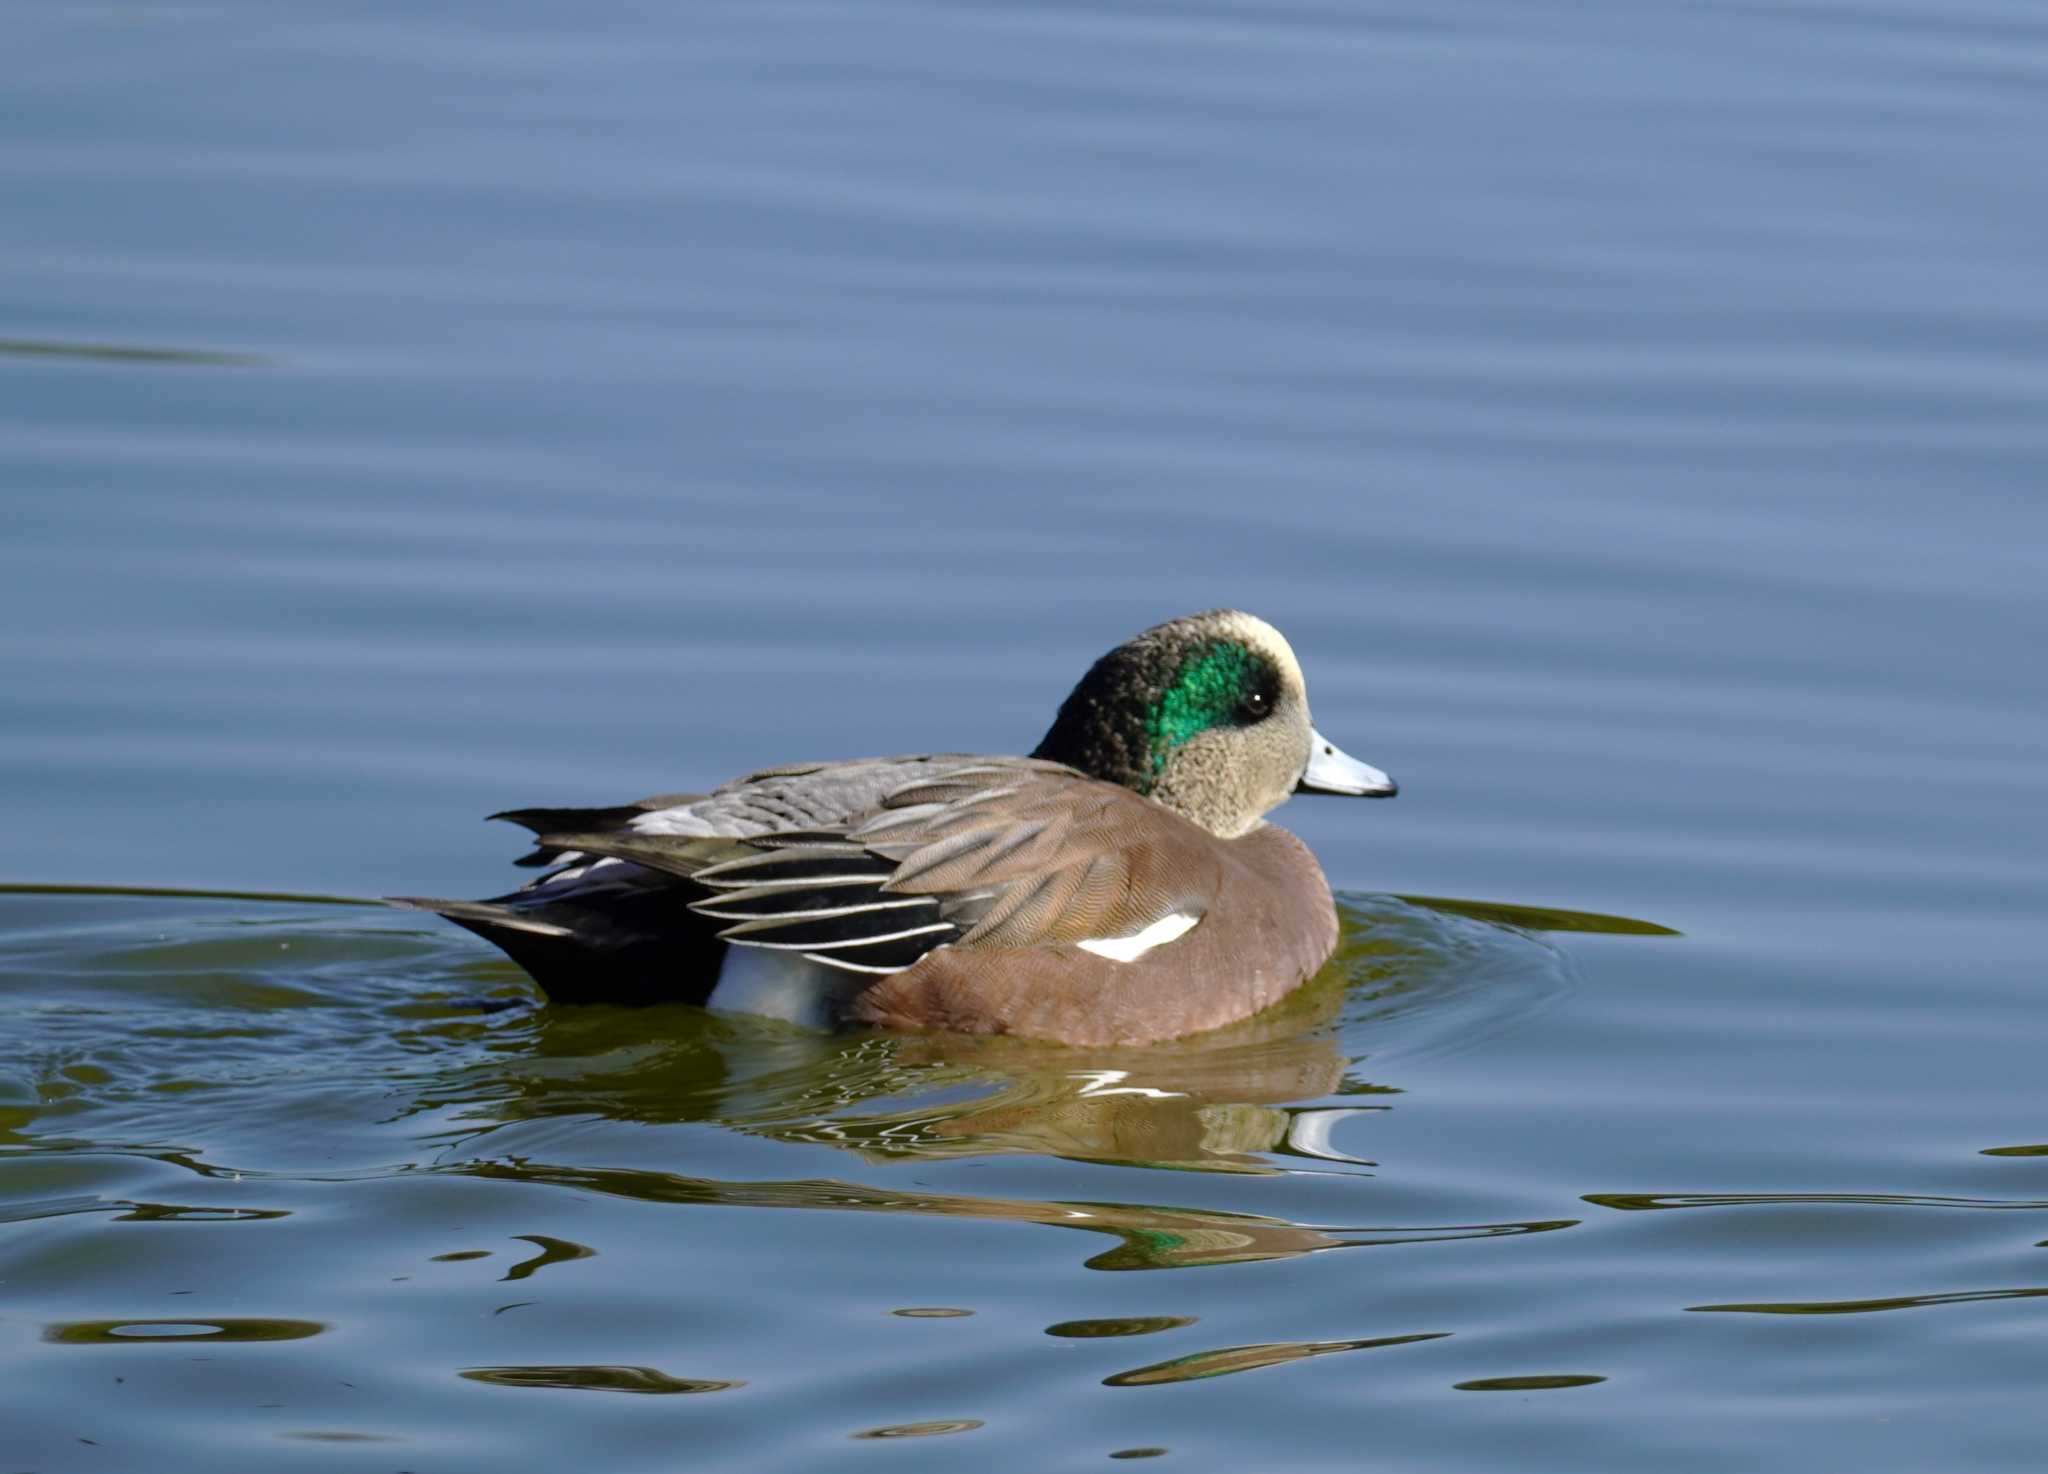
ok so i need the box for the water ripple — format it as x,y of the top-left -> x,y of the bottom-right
1587,1192 -> 2048,1212
46,1318 -> 323,1344
1689,1287 -> 2048,1316
452,1159 -> 1576,1271
1103,1333 -> 1449,1387
460,1365 -> 742,1394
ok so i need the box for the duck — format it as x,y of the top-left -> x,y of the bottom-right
393,610 -> 1396,1046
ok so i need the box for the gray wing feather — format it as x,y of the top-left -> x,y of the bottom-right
712,766 -> 1208,960
505,755 -> 1208,977
629,756 -> 994,839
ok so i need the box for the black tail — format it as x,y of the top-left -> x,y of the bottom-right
491,796 -> 705,869
389,876 -> 725,1006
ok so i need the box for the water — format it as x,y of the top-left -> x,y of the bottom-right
4,0 -> 2046,1467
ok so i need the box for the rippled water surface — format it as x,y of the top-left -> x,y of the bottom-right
5,0 -> 2047,1469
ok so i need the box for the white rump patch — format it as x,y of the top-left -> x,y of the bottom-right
1075,911 -> 1200,963
707,947 -> 846,1030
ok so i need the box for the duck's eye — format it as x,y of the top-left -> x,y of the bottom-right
1240,689 -> 1270,721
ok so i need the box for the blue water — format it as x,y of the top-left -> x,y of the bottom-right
4,0 -> 2047,1468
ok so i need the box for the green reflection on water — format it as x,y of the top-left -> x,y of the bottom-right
1103,1332 -> 1449,1386
460,1365 -> 743,1394
1046,1316 -> 1196,1338
1396,895 -> 1679,936
114,1201 -> 291,1223
450,1157 -> 1510,1270
501,1234 -> 595,1281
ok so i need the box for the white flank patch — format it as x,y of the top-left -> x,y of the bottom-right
707,946 -> 846,1031
1075,911 -> 1200,962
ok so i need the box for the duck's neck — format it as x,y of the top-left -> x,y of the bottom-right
1030,647 -> 1169,796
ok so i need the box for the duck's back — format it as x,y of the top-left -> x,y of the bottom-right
394,751 -> 1340,1039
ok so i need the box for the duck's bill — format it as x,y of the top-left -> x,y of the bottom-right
1297,730 -> 1398,798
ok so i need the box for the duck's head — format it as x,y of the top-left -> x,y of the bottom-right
1031,610 -> 1396,838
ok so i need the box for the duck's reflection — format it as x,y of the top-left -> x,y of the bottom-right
0,886 -> 1659,1277
390,894 -> 1655,1267
443,964 -> 1580,1271
441,891 -> 1637,1172
468,968 -> 1373,1173
449,1155 -> 1574,1271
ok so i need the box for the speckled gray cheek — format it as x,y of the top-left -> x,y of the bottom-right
1151,698 -> 1313,838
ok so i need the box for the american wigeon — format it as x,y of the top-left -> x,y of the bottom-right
395,610 -> 1396,1045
